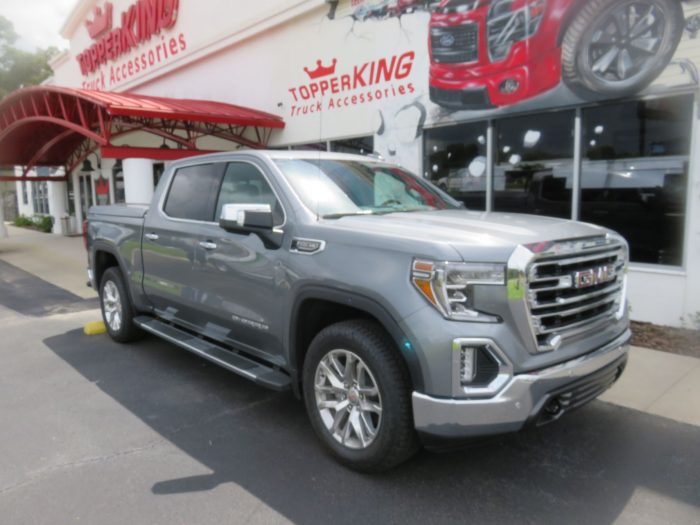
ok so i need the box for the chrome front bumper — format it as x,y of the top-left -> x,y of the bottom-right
412,329 -> 630,439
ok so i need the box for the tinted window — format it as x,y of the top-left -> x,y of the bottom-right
494,110 -> 574,219
424,122 -> 488,210
581,95 -> 692,266
215,162 -> 283,225
164,163 -> 224,221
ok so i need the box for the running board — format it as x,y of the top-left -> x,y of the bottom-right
134,316 -> 291,391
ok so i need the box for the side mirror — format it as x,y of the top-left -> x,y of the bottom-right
219,203 -> 273,231
219,203 -> 282,249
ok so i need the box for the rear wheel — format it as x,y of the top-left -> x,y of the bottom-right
99,267 -> 142,343
562,0 -> 684,99
302,319 -> 419,472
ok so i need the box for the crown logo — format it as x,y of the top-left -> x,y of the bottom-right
86,3 -> 114,40
304,58 -> 337,80
95,176 -> 110,196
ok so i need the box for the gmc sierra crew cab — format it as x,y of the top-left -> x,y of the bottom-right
87,150 -> 630,471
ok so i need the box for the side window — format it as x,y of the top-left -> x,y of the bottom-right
164,163 -> 224,221
215,162 -> 284,225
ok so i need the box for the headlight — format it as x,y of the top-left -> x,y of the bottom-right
411,260 -> 505,322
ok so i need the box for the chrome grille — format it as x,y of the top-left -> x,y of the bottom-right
526,240 -> 626,351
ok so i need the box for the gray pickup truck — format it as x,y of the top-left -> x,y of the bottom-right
87,150 -> 630,471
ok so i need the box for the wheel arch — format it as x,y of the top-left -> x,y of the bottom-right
288,286 -> 424,398
91,242 -> 142,310
556,0 -> 588,46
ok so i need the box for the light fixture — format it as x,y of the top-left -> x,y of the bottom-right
80,152 -> 101,173
80,159 -> 94,172
160,138 -> 170,149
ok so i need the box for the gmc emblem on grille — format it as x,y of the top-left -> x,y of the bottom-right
573,265 -> 616,289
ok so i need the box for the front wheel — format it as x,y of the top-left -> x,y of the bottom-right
302,320 -> 419,472
561,0 -> 684,99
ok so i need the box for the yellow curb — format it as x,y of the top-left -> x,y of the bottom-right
84,321 -> 107,335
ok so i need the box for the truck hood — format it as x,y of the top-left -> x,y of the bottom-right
327,210 -> 610,261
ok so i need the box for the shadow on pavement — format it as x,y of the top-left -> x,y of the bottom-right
0,260 -> 98,316
43,329 -> 700,524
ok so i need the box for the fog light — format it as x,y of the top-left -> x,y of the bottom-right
460,346 -> 476,384
500,78 -> 520,94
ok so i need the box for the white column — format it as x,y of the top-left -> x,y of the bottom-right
0,187 -> 7,238
48,180 -> 68,235
123,158 -> 154,204
683,97 -> 700,326
72,171 -> 83,226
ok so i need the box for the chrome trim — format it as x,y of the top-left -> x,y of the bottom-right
451,338 -> 513,398
531,295 -> 617,322
509,234 -> 628,353
413,330 -> 630,439
530,282 -> 622,308
290,237 -> 326,255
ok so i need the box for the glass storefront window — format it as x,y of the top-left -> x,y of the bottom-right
113,161 -> 125,204
330,136 -> 374,155
581,95 -> 692,266
424,122 -> 488,210
494,110 -> 574,219
290,142 -> 328,151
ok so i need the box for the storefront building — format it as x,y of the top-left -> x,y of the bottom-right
1,0 -> 699,328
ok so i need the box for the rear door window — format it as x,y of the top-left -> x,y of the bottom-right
164,163 -> 225,221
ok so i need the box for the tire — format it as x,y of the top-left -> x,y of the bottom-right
302,319 -> 419,472
99,267 -> 143,343
561,0 -> 684,99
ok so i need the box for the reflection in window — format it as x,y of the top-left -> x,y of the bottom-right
494,110 -> 574,219
290,142 -> 328,151
113,160 -> 125,204
581,95 -> 691,266
424,122 -> 487,210
330,136 -> 374,155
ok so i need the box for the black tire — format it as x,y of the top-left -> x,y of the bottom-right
99,267 -> 143,343
302,319 -> 419,472
561,0 -> 684,99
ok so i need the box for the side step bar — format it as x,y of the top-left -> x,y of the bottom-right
134,316 -> 291,391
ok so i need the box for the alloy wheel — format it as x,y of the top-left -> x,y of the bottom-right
314,349 -> 383,450
102,280 -> 123,332
585,1 -> 666,85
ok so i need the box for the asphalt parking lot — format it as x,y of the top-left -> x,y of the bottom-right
1,259 -> 699,525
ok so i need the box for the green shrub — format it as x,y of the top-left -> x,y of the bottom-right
33,215 -> 54,233
13,215 -> 33,227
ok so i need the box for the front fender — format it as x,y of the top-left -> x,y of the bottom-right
287,284 -> 425,397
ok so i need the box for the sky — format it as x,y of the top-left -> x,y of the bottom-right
1,0 -> 77,52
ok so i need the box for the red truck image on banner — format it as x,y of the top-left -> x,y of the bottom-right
428,0 -> 685,109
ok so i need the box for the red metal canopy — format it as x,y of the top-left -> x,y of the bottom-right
0,86 -> 285,181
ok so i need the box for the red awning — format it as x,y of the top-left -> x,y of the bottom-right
0,86 -> 285,180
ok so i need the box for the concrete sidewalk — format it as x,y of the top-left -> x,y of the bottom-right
1,222 -> 698,429
0,223 -> 95,299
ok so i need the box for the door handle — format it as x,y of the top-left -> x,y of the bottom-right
145,232 -> 159,241
199,240 -> 218,250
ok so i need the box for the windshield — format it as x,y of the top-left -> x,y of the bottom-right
273,158 -> 460,218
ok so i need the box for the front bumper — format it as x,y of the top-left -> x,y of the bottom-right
412,329 -> 630,440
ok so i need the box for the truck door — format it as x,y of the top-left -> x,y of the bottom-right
194,160 -> 288,364
141,162 -> 226,328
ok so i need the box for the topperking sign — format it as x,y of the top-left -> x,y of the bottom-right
77,0 -> 186,89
